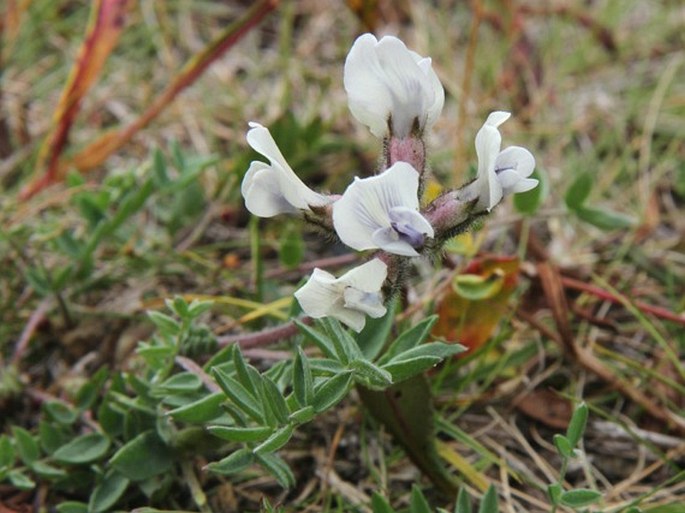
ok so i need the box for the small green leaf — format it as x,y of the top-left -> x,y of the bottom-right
30,461 -> 67,479
453,272 -> 504,301
410,485 -> 432,513
260,378 -> 290,426
0,435 -> 15,467
293,347 -> 313,407
560,489 -> 603,508
320,317 -> 364,362
378,316 -> 439,365
212,368 -> 263,423
371,492 -> 394,513
356,298 -> 395,360
566,402 -> 589,447
167,392 -> 224,423
547,483 -> 562,505
478,485 -> 499,513
44,401 -> 78,425
207,425 -> 273,443
553,434 -> 574,459
312,372 -> 353,413
56,501 -> 89,513
576,206 -> 635,230
565,172 -> 593,209
75,367 -> 108,411
88,471 -> 129,513
110,431 -> 173,481
349,359 -> 393,389
514,168 -> 547,215
157,372 -> 202,393
455,487 -> 472,513
232,346 -> 260,393
8,470 -> 35,490
53,433 -> 110,464
295,320 -> 337,360
11,426 -> 40,464
255,452 -> 295,488
254,424 -> 295,455
206,448 -> 254,475
147,311 -> 181,336
288,406 -> 314,424
187,299 -> 214,318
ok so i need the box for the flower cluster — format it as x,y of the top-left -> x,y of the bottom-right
241,34 -> 537,331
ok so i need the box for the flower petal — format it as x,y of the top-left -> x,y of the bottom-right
344,34 -> 444,138
337,258 -> 388,292
242,122 -> 330,215
474,124 -> 503,211
333,162 -> 425,253
496,146 -> 536,179
484,111 -> 511,128
371,227 -> 419,256
293,268 -> 341,318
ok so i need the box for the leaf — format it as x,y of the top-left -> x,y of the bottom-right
157,372 -> 202,394
312,372 -> 353,413
206,448 -> 254,475
255,452 -> 295,488
0,435 -> 15,467
260,378 -> 290,426
453,272 -> 504,301
564,172 -> 593,209
349,359 -> 393,389
88,471 -> 129,513
478,485 -> 499,513
371,492 -> 394,513
53,432 -> 110,464
288,406 -> 314,424
559,489 -> 602,508
167,392 -> 224,423
547,483 -> 562,505
56,502 -> 89,513
455,487 -> 473,513
378,316 -> 438,365
514,168 -> 547,215
207,425 -> 273,443
358,375 -> 458,496
355,298 -> 396,360
433,257 -> 520,354
410,485 -> 432,513
110,431 -> 173,481
553,434 -> 574,459
293,347 -> 314,407
146,311 -> 181,336
75,366 -> 109,411
566,402 -> 589,447
576,206 -> 635,230
253,424 -> 295,455
11,426 -> 40,464
212,367 -> 264,423
295,320 -> 337,359
8,470 -> 35,490
30,461 -> 67,479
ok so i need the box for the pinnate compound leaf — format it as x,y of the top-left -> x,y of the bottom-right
88,471 -> 129,513
559,489 -> 602,508
110,431 -> 173,481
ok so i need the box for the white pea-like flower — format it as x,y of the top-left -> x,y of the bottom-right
344,33 -> 444,139
241,122 -> 331,217
332,162 -> 434,257
474,111 -> 537,212
294,258 -> 388,332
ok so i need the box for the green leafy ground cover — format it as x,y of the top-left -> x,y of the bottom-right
1,1 -> 684,512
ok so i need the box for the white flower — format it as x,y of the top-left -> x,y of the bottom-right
333,162 -> 434,257
474,111 -> 537,212
344,33 -> 444,139
241,122 -> 331,217
294,259 -> 388,332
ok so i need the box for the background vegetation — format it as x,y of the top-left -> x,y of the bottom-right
1,0 -> 683,511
